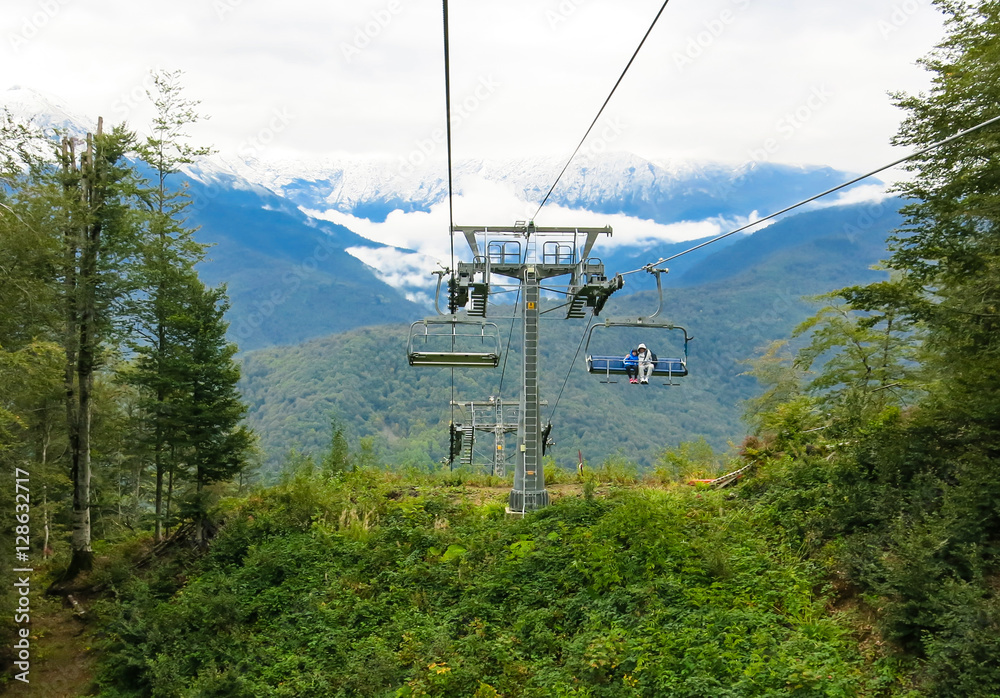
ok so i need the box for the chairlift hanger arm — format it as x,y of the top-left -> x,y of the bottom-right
647,267 -> 666,320
431,267 -> 449,315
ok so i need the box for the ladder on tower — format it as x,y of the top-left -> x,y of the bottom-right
468,283 -> 489,316
566,293 -> 588,318
460,428 -> 474,467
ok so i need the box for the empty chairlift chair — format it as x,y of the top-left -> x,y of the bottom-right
407,318 -> 502,368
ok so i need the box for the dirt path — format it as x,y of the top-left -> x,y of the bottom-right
3,594 -> 97,697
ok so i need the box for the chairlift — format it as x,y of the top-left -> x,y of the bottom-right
583,268 -> 692,385
407,318 -> 502,367
585,320 -> 691,384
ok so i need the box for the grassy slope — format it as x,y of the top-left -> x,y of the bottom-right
90,470 -> 909,698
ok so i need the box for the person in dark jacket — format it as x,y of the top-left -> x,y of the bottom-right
622,348 -> 639,384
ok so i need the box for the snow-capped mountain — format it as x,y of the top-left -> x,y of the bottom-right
1,85 -> 95,138
218,150 -> 868,228
2,85 -> 901,350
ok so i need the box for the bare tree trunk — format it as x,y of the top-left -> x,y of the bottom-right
133,451 -> 142,531
66,343 -> 93,577
165,449 -> 175,537
154,437 -> 164,542
69,173 -> 97,575
59,136 -> 85,579
43,485 -> 51,559
153,177 -> 167,542
196,471 -> 205,548
66,122 -> 103,579
40,421 -> 52,558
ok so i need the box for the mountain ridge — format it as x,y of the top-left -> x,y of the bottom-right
3,85 -> 901,355
240,197 -> 900,471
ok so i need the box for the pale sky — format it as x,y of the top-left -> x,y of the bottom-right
2,0 -> 946,174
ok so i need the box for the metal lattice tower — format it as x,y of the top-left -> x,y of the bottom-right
451,399 -> 521,476
450,222 -> 619,513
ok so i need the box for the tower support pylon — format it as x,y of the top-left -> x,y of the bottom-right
448,223 -> 618,513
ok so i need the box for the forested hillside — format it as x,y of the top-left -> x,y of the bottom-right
239,198 -> 898,475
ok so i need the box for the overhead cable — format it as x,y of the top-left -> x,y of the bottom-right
532,0 -> 672,219
547,314 -> 595,424
441,0 -> 457,446
441,0 -> 457,283
626,112 -> 1000,274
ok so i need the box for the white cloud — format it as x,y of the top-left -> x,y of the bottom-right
344,245 -> 441,295
0,0 -> 945,176
304,171 -> 762,269
818,182 -> 896,208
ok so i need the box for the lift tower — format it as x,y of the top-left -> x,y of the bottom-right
450,222 -> 620,513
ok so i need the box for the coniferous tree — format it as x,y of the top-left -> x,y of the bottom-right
884,1 -> 1000,438
167,281 -> 252,544
740,3 -> 1000,689
128,69 -> 213,541
1,112 -> 73,576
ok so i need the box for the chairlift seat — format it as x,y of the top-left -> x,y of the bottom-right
586,355 -> 688,377
409,350 -> 500,367
407,319 -> 501,368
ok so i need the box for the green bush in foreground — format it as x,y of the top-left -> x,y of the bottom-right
94,471 -> 907,697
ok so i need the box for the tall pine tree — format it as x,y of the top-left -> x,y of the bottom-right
128,69 -> 213,541
168,281 -> 252,545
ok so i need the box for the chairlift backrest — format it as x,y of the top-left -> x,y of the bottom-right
542,241 -> 575,265
487,241 -> 521,265
407,318 -> 502,368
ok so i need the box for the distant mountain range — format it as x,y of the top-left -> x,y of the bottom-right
3,84 -> 899,353
220,151 -> 869,226
176,163 -> 423,350
3,84 -> 908,468
239,197 -> 902,473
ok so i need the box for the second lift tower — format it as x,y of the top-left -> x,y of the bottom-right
451,222 -> 622,513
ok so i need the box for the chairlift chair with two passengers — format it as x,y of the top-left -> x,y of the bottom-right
584,268 -> 693,385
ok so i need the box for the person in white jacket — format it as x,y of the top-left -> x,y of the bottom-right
636,343 -> 655,384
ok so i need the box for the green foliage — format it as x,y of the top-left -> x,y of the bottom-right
541,456 -> 571,485
792,284 -> 923,431
94,471 -> 902,697
0,73 -> 253,584
730,6 -> 1000,692
653,436 -> 724,482
591,454 -> 639,484
322,416 -> 351,476
739,340 -> 807,434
